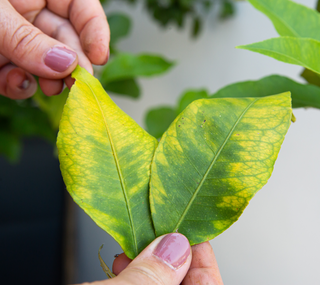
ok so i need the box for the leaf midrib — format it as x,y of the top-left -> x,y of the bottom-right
244,37 -> 320,74
172,98 -> 259,232
83,80 -> 138,255
250,0 -> 299,38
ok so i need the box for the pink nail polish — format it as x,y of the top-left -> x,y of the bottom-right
44,46 -> 77,72
153,233 -> 190,270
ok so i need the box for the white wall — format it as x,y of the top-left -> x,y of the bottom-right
75,1 -> 320,284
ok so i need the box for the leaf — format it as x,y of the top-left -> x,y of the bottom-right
191,17 -> 201,38
57,66 -> 157,259
177,89 -> 209,114
211,75 -> 320,109
247,0 -> 320,41
300,68 -> 320,88
108,13 -> 131,45
145,107 -> 177,139
237,37 -> 320,75
150,93 -> 292,244
100,53 -> 175,85
104,78 -> 140,98
33,86 -> 69,130
0,130 -> 21,163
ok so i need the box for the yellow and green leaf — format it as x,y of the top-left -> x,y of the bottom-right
150,93 -> 292,244
57,66 -> 157,259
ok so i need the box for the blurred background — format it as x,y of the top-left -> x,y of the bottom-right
0,0 -> 319,284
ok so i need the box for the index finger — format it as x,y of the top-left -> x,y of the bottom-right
47,0 -> 110,65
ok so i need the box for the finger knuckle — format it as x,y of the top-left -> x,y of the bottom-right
10,24 -> 42,60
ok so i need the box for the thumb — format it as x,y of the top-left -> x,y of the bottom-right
113,233 -> 192,285
0,1 -> 78,79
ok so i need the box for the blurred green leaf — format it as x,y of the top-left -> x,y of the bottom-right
108,13 -> 132,45
211,75 -> 320,109
10,107 -> 56,142
100,53 -> 175,85
0,130 -> 21,163
238,37 -> 320,75
220,0 -> 235,19
104,78 -> 140,98
301,69 -> 320,88
145,107 -> 176,139
33,86 -> 69,130
247,0 -> 320,40
191,16 -> 202,38
177,89 -> 209,114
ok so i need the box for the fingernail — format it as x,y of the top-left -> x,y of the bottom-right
19,79 -> 29,90
153,233 -> 190,270
44,46 -> 77,72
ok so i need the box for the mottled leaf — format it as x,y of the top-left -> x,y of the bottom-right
211,75 -> 320,109
145,107 -> 176,139
238,37 -> 320,75
150,93 -> 292,244
57,66 -> 157,259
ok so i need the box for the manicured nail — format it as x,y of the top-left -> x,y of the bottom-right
153,233 -> 190,270
44,46 -> 77,72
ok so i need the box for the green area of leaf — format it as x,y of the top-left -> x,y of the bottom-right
103,78 -> 140,98
100,53 -> 175,84
145,75 -> 320,139
301,69 -> 320,88
177,89 -> 210,114
57,66 -> 157,259
0,94 -> 56,160
247,0 -> 320,40
145,107 -> 176,139
211,75 -> 320,109
99,53 -> 174,98
247,0 -> 320,88
145,89 -> 210,139
108,13 -> 131,45
0,130 -> 21,163
237,37 -> 320,75
150,93 -> 292,244
33,86 -> 69,130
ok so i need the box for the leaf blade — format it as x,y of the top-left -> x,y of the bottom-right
150,93 -> 292,244
247,0 -> 320,40
211,74 -> 320,109
100,53 -> 175,84
238,37 -> 320,75
57,66 -> 157,259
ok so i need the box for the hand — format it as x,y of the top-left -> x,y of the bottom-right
79,233 -> 224,285
0,0 -> 110,99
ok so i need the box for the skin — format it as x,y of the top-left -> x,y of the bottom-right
78,238 -> 224,285
0,0 -> 110,98
1,2 -> 224,284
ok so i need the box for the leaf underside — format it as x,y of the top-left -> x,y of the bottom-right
150,93 -> 292,245
57,66 -> 157,259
